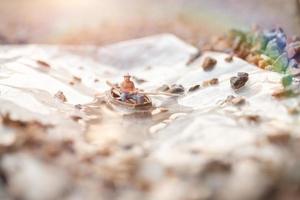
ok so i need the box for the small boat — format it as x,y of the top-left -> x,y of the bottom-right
105,88 -> 153,112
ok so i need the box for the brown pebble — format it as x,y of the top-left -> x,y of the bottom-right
54,91 -> 67,102
237,72 -> 248,78
203,78 -> 219,87
159,107 -> 169,112
202,160 -> 231,174
244,114 -> 260,123
230,73 -> 248,90
202,57 -> 217,71
188,84 -> 200,92
231,96 -> 245,105
36,60 -> 51,68
70,115 -> 82,122
267,131 -> 290,144
272,89 -> 295,99
258,59 -> 268,69
225,55 -> 233,62
73,76 -> 81,83
225,95 -> 245,106
287,107 -> 299,115
169,84 -> 185,94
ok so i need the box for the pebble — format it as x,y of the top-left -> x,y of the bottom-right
267,130 -> 290,144
202,57 -> 217,71
188,85 -> 200,92
244,114 -> 260,123
225,55 -> 233,62
230,72 -> 249,90
203,78 -> 219,87
36,60 -> 51,68
54,91 -> 67,102
271,88 -> 294,99
225,95 -> 245,106
169,84 -> 185,94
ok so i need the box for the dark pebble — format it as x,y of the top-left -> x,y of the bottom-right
188,85 -> 200,92
237,72 -> 249,78
202,57 -> 217,71
169,84 -> 185,94
230,75 -> 248,90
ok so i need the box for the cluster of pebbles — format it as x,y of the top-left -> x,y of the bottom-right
1,33 -> 300,200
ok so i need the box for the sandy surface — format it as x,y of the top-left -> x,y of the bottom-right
1,35 -> 300,200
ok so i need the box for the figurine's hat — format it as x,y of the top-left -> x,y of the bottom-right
124,73 -> 131,77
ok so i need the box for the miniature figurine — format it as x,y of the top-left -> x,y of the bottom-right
120,73 -> 144,104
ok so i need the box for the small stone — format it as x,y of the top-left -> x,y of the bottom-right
75,104 -> 82,109
257,59 -> 269,69
188,84 -> 200,92
287,107 -> 299,115
272,89 -> 295,99
169,84 -> 185,94
70,115 -> 82,122
246,54 -> 260,65
237,72 -> 249,78
267,130 -> 290,144
225,95 -> 245,106
73,76 -> 81,83
203,78 -> 219,87
230,74 -> 248,90
36,60 -> 51,68
54,91 -> 67,102
202,57 -> 217,71
225,55 -> 233,62
244,114 -> 260,123
160,107 -> 169,112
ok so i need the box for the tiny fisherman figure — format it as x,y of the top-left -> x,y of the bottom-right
120,73 -> 144,104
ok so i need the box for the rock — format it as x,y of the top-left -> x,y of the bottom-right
36,60 -> 51,68
230,73 -> 249,90
202,57 -> 217,71
271,88 -> 295,99
225,55 -> 233,62
54,91 -> 67,102
267,130 -> 290,144
237,72 -> 248,78
169,84 -> 185,94
244,115 -> 261,123
203,78 -> 219,87
188,85 -> 200,92
224,95 -> 245,106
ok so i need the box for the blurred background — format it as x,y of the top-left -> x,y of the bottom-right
0,0 -> 300,45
